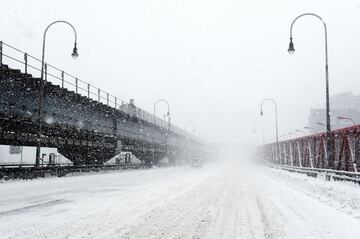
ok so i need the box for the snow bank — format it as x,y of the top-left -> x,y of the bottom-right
265,167 -> 360,220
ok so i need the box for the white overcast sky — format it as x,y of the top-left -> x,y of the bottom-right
1,0 -> 360,144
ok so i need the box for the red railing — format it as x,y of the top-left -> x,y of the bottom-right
259,125 -> 360,172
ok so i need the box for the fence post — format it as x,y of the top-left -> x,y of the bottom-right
98,88 -> 100,102
307,139 -> 313,168
61,71 -> 64,88
87,84 -> 90,98
107,93 -> 109,106
297,141 -> 303,167
289,142 -> 294,166
75,78 -> 78,94
24,53 -> 28,74
355,136 -> 360,172
0,41 -> 2,66
347,136 -> 357,172
44,63 -> 47,81
115,97 -> 117,108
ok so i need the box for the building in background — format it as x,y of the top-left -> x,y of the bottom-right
308,92 -> 360,133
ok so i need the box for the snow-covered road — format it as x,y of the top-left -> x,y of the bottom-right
1,161 -> 360,239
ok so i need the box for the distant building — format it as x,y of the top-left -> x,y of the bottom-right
308,92 -> 360,133
119,99 -> 155,123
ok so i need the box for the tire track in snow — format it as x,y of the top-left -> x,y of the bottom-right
118,177 -> 221,239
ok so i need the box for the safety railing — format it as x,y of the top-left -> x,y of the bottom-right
258,125 -> 360,173
0,41 -> 126,107
265,162 -> 360,184
0,162 -> 153,180
0,40 -> 198,140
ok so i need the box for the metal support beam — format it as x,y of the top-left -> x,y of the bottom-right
61,71 -> 64,88
0,41 -> 2,66
24,53 -> 28,74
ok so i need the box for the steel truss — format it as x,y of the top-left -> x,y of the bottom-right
259,125 -> 360,172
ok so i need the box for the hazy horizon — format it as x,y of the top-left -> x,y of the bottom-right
1,0 -> 360,145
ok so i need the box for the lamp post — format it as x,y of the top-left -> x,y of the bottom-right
152,99 -> 170,163
153,99 -> 170,129
288,13 -> 332,165
253,121 -> 265,144
337,116 -> 355,126
36,20 -> 78,166
260,98 -> 279,143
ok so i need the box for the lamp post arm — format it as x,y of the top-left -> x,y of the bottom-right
290,13 -> 327,39
350,119 -> 355,126
153,99 -> 170,124
290,13 -> 328,70
260,98 -> 279,142
339,117 -> 356,126
41,20 -> 78,80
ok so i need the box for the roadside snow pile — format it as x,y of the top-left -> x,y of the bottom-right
265,167 -> 360,220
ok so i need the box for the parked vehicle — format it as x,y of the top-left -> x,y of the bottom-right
191,157 -> 203,167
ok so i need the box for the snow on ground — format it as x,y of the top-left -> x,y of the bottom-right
265,167 -> 360,220
0,160 -> 360,238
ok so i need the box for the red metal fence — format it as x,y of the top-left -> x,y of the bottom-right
259,125 -> 360,172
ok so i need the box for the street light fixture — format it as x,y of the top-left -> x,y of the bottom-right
288,13 -> 332,165
288,38 -> 295,54
36,20 -> 78,166
260,98 -> 279,143
71,43 -> 78,59
337,116 -> 355,126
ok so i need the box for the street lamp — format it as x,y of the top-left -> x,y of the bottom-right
36,20 -> 78,166
260,98 -> 279,143
152,99 -> 171,163
288,13 -> 332,165
337,116 -> 355,126
253,121 -> 265,144
153,99 -> 170,128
